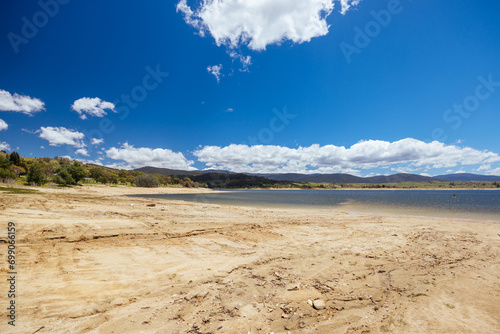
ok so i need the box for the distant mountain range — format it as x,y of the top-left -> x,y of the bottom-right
134,167 -> 500,183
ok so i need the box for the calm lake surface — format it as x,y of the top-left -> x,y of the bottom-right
133,190 -> 500,222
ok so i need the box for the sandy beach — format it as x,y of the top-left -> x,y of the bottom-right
1,185 -> 499,334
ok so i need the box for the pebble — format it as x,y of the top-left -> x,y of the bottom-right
313,299 -> 326,310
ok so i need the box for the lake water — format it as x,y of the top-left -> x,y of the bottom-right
133,189 -> 500,223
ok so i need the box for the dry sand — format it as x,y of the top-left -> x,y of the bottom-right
1,184 -> 499,334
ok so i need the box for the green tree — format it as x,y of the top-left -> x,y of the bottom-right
53,169 -> 75,186
27,163 -> 47,185
97,176 -> 107,184
109,174 -> 119,184
89,166 -> 105,180
39,161 -> 55,178
67,162 -> 87,184
9,152 -> 21,166
0,155 -> 10,169
118,170 -> 128,178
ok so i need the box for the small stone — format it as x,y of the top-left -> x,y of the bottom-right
307,299 -> 313,306
313,299 -> 326,310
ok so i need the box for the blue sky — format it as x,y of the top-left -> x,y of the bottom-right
1,0 -> 500,176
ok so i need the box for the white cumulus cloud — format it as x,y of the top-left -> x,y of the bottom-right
177,0 -> 361,51
38,127 -> 86,148
106,142 -> 196,170
0,141 -> 10,151
71,97 -> 116,120
75,148 -> 89,156
194,138 -> 500,174
0,89 -> 45,115
0,119 -> 7,131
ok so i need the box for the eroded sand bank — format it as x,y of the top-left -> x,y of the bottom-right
1,185 -> 499,333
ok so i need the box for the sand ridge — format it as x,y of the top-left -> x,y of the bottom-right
0,185 -> 499,333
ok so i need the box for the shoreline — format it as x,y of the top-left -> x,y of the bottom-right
129,187 -> 500,224
1,184 -> 499,333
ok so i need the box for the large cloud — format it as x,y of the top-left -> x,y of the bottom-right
0,89 -> 45,115
71,97 -> 116,120
38,127 -> 86,148
177,0 -> 361,50
0,119 -> 7,131
194,138 -> 500,174
106,143 -> 196,170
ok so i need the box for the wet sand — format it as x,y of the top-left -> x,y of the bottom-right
1,184 -> 499,333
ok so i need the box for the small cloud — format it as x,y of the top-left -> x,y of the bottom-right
40,146 -> 45,149
0,141 -> 10,151
71,97 -> 116,120
75,148 -> 89,156
0,89 -> 45,115
207,64 -> 223,83
476,164 -> 491,172
0,119 -> 7,131
21,128 -> 37,134
228,51 -> 252,72
91,138 -> 104,146
226,108 -> 234,113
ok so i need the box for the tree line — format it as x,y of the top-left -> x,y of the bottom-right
0,151 -> 201,188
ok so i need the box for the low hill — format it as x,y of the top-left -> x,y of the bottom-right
365,173 -> 439,183
435,173 -> 500,182
134,166 -> 203,177
258,172 -> 438,184
190,173 -> 279,188
257,173 -> 365,183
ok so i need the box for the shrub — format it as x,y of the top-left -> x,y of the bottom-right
134,174 -> 159,188
10,165 -> 26,176
0,168 -> 16,182
54,169 -> 75,186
